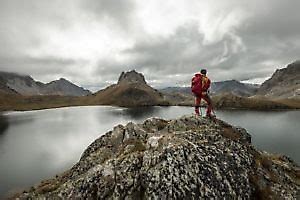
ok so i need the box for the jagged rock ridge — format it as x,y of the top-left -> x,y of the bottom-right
15,115 -> 300,199
117,70 -> 147,85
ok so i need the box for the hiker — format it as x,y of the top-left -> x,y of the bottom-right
191,69 -> 213,117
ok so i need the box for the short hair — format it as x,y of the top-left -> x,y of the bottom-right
200,69 -> 207,75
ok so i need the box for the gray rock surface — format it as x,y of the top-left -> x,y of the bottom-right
15,115 -> 300,199
118,70 -> 147,85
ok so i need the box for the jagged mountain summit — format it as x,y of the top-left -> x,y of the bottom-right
14,115 -> 300,199
0,72 -> 91,96
257,61 -> 300,99
117,70 -> 147,85
92,70 -> 167,107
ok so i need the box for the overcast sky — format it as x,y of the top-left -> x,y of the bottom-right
0,0 -> 299,91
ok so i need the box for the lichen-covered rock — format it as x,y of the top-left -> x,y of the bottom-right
14,115 -> 300,199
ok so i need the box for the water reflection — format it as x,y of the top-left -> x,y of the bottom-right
111,106 -> 161,119
0,115 -> 9,135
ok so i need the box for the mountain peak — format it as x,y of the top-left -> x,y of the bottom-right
55,78 -> 73,85
117,70 -> 147,84
59,78 -> 68,82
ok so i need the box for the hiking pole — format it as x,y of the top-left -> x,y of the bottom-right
212,106 -> 217,117
200,105 -> 202,116
211,97 -> 217,118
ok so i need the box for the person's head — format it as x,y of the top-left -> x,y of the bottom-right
200,69 -> 207,75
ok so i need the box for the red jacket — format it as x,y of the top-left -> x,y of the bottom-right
191,73 -> 211,95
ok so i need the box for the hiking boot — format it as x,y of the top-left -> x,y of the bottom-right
206,113 -> 216,119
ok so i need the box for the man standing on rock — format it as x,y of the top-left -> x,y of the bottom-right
191,69 -> 213,117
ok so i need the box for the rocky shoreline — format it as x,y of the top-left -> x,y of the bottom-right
13,115 -> 299,199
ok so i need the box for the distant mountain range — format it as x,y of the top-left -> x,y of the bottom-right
160,60 -> 300,100
0,72 -> 91,96
0,60 -> 299,111
159,80 -> 259,97
211,80 -> 259,97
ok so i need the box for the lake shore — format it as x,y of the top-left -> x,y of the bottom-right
1,93 -> 300,112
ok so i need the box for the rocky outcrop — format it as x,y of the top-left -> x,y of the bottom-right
257,61 -> 300,99
92,70 -> 168,107
15,115 -> 299,199
0,71 -> 91,96
118,70 -> 147,85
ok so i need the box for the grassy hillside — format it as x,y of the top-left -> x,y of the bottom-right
0,92 -> 87,111
211,93 -> 299,110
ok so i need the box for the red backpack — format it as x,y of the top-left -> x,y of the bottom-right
191,74 -> 202,96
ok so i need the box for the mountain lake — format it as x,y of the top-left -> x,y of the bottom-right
0,106 -> 299,197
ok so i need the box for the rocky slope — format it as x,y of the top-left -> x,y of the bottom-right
0,72 -> 40,95
257,61 -> 300,99
91,70 -> 168,107
0,71 -> 91,96
211,80 -> 258,97
42,78 -> 91,96
15,115 -> 299,199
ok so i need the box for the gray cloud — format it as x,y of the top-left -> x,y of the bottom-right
81,0 -> 135,29
0,0 -> 299,91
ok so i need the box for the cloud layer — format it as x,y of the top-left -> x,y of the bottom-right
0,0 -> 299,90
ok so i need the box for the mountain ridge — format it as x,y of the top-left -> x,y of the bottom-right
159,80 -> 259,97
0,71 -> 91,96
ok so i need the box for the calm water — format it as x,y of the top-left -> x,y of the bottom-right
0,106 -> 299,197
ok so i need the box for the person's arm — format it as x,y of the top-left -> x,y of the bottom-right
191,77 -> 195,87
206,78 -> 211,89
